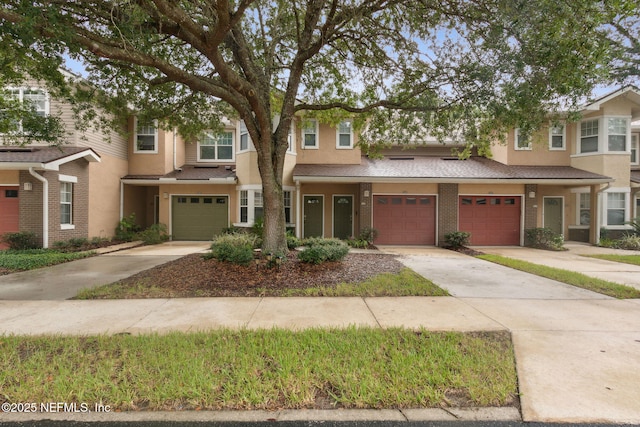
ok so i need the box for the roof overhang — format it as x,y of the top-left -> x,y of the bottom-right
122,177 -> 237,185
582,85 -> 640,112
293,176 -> 613,186
0,148 -> 101,171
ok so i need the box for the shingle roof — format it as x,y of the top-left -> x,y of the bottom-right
293,156 -> 612,183
0,146 -> 99,164
123,165 -> 236,181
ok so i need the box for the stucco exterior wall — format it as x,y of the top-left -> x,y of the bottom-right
88,155 -> 129,238
0,171 -> 19,184
458,184 -> 525,194
295,121 -> 362,165
127,121 -> 174,176
372,183 -> 438,194
571,154 -> 630,186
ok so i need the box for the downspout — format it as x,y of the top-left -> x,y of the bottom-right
595,183 -> 611,245
119,180 -> 124,220
28,168 -> 49,248
173,127 -> 177,171
296,180 -> 301,239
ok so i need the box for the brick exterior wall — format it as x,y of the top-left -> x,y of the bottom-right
438,183 -> 458,246
524,184 -> 538,232
358,182 -> 372,233
18,160 -> 90,247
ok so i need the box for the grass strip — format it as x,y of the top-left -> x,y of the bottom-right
0,328 -> 517,411
75,268 -> 449,299
0,249 -> 94,272
582,254 -> 640,267
477,254 -> 640,299
273,268 -> 449,297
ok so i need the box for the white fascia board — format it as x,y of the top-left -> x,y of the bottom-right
293,176 -> 613,185
44,150 -> 101,171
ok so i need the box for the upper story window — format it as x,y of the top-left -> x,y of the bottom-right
198,131 -> 234,161
515,128 -> 532,150
134,119 -> 158,153
239,121 -> 249,151
632,134 -> 638,165
580,119 -> 599,153
302,119 -> 318,149
1,87 -> 48,133
608,118 -> 627,151
337,120 -> 353,149
549,124 -> 566,150
287,123 -> 295,153
579,117 -> 629,155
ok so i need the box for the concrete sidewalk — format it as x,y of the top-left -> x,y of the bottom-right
1,243 -> 639,424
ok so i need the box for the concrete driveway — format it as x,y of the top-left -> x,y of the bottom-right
382,245 -> 640,424
0,241 -> 210,300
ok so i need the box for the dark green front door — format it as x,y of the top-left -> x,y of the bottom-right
172,195 -> 228,240
303,195 -> 323,238
333,195 -> 353,239
544,197 -> 563,235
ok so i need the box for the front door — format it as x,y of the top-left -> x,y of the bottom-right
333,195 -> 353,240
544,197 -> 563,235
303,195 -> 323,238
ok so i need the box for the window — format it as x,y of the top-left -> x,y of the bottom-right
302,119 -> 318,148
239,121 -> 249,151
580,119 -> 599,153
60,182 -> 73,225
238,189 -> 292,225
337,120 -> 353,148
631,134 -> 638,165
607,118 -> 627,152
1,87 -> 48,133
198,131 -> 234,161
607,192 -> 626,226
5,189 -> 18,198
135,119 -> 158,153
579,193 -> 590,226
549,124 -> 565,150
284,191 -> 292,223
515,128 -> 531,150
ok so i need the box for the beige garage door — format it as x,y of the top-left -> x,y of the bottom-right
171,195 -> 228,240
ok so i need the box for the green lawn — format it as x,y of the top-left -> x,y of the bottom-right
582,254 -> 640,266
477,254 -> 640,299
0,328 -> 517,411
0,249 -> 94,272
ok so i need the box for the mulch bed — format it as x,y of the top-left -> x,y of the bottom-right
108,252 -> 406,297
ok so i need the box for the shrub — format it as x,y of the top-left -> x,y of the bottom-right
137,224 -> 170,245
525,228 -> 564,251
346,238 -> 369,249
298,238 -> 349,264
626,217 -> 640,236
444,231 -> 471,249
358,226 -> 379,244
286,231 -> 300,250
614,234 -> 640,250
209,232 -> 258,265
1,231 -> 40,250
115,213 -> 141,242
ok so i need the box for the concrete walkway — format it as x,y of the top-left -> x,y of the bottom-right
1,242 -> 639,424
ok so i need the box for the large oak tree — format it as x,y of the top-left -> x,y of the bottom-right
0,0 -> 621,253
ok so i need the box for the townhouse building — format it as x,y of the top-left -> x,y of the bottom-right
1,82 -> 639,248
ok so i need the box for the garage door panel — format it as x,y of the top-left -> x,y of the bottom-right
374,195 -> 435,245
459,196 -> 521,246
172,196 -> 228,240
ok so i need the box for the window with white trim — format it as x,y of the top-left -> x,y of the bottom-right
635,196 -> 640,219
579,193 -> 590,226
515,128 -> 531,150
284,191 -> 292,223
631,134 -> 638,165
60,182 -> 73,226
337,120 -> 353,148
239,121 -> 249,151
580,119 -> 599,153
238,189 -> 293,225
607,118 -> 627,152
198,131 -> 234,161
606,192 -> 626,226
549,124 -> 565,150
1,87 -> 48,133
135,119 -> 158,153
287,124 -> 295,153
302,119 -> 318,148
240,190 -> 249,223
254,191 -> 264,221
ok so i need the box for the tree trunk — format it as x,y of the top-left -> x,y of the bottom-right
256,133 -> 288,255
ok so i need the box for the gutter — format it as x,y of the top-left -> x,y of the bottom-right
28,168 -> 49,248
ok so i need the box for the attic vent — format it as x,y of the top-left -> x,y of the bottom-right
0,148 -> 35,153
389,156 -> 414,160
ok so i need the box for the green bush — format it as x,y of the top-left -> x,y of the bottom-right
346,238 -> 369,248
286,231 -> 300,250
1,231 -> 40,250
115,213 -> 141,242
298,238 -> 349,264
209,232 -> 258,265
525,228 -> 564,251
626,217 -> 640,236
137,224 -> 170,245
615,234 -> 640,250
444,231 -> 471,249
358,226 -> 379,244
